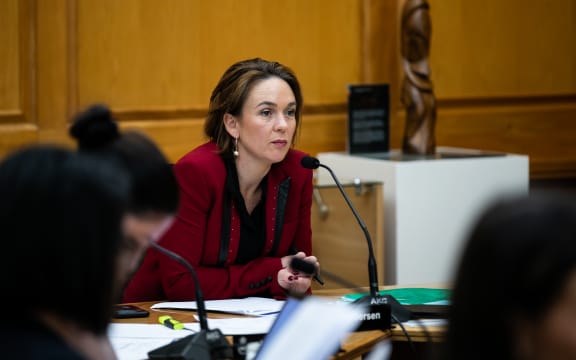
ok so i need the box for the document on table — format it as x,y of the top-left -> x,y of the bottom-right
109,316 -> 277,360
151,297 -> 285,316
188,315 -> 277,334
108,323 -> 190,360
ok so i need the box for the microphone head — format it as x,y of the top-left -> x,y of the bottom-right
290,257 -> 316,275
301,156 -> 320,170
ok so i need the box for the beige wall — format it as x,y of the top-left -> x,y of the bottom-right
1,0 -> 575,178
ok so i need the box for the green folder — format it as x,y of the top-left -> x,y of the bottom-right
341,288 -> 451,305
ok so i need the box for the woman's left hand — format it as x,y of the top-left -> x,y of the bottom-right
277,252 -> 319,295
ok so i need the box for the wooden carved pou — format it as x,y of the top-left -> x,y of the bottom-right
401,0 -> 437,155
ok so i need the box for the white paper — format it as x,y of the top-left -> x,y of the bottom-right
108,323 -> 192,339
110,337 -> 173,360
108,316 -> 277,360
151,297 -> 285,316
184,315 -> 277,335
108,323 -> 191,360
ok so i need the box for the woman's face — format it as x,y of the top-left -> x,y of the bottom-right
517,270 -> 576,360
227,77 -> 297,167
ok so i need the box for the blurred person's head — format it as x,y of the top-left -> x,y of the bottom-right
70,104 -> 179,284
0,145 -> 130,334
446,193 -> 576,360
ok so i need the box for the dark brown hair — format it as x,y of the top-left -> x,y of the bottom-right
204,58 -> 303,157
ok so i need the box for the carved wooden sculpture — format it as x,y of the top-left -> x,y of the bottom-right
401,0 -> 436,155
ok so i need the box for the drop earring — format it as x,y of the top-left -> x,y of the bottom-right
233,137 -> 239,157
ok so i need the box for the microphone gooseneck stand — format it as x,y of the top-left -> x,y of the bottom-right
299,156 -> 439,357
300,156 -> 392,331
147,242 -> 233,360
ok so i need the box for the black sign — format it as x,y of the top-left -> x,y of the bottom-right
347,84 -> 390,154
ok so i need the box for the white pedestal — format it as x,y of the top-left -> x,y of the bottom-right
317,147 -> 529,285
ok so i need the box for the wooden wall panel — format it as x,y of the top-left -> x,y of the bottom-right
36,0 -> 71,133
75,0 -> 363,110
0,0 -> 38,154
119,118 -> 205,163
0,124 -> 38,156
298,114 -> 347,156
0,0 -> 20,112
430,0 -> 576,98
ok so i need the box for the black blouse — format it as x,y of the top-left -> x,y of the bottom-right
224,159 -> 267,264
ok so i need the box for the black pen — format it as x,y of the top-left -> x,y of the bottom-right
290,247 -> 325,286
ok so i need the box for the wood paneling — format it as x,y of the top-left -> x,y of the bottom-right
0,0 -> 21,112
36,0 -> 72,130
0,0 -> 574,178
0,0 -> 34,125
433,96 -> 576,178
299,113 -> 348,157
119,118 -> 205,163
430,0 -> 576,98
0,0 -> 37,154
0,123 -> 38,155
75,0 -> 363,109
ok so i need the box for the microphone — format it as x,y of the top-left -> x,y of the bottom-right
301,155 -> 391,330
147,242 -> 233,360
301,156 -> 380,298
300,156 -> 320,170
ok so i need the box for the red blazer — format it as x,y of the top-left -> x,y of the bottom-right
123,141 -> 313,301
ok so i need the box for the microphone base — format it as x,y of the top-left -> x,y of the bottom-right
148,328 -> 233,360
353,294 -> 413,331
353,295 -> 392,331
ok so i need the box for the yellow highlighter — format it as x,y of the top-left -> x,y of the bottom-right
158,315 -> 185,330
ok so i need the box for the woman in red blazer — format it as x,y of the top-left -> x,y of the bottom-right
124,58 -> 319,301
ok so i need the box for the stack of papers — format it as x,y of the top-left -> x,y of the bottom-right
151,297 -> 285,316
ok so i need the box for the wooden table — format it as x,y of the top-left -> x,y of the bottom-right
113,301 -> 389,360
